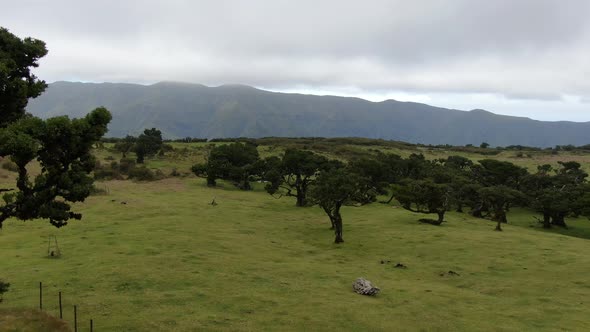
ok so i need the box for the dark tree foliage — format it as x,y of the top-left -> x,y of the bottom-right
473,159 -> 527,188
522,162 -> 589,228
135,128 -> 162,163
437,156 -> 479,213
478,185 -> 527,231
263,149 -> 331,206
348,157 -> 391,204
380,152 -> 428,204
395,179 -> 450,225
0,28 -> 112,229
0,27 -> 48,127
192,142 -> 260,190
0,107 -> 112,228
0,279 -> 9,302
309,167 -> 366,243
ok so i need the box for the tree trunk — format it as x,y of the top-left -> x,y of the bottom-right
551,213 -> 568,228
385,191 -> 395,204
542,212 -> 551,229
333,211 -> 344,243
471,204 -> 483,218
206,176 -> 216,187
435,211 -> 445,225
296,191 -> 306,207
493,209 -> 507,224
495,219 -> 503,231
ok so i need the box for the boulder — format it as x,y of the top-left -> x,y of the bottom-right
352,278 -> 380,296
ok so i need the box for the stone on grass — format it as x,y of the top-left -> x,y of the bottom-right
352,278 -> 380,296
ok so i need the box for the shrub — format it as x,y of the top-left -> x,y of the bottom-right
94,168 -> 123,180
0,280 -> 10,302
1,160 -> 18,172
128,166 -> 156,181
170,168 -> 180,177
119,158 -> 136,174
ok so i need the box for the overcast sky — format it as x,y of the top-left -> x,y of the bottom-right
2,0 -> 589,121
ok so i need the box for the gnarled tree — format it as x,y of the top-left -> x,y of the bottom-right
264,149 -> 330,206
0,27 -> 112,228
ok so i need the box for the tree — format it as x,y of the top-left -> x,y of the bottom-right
0,107 -> 112,228
114,135 -> 136,158
480,142 -> 490,149
192,142 -> 260,189
522,162 -> 589,228
348,157 -> 392,204
396,179 -> 450,225
309,168 -> 366,243
478,185 -> 527,231
263,149 -> 331,206
134,128 -> 162,163
0,27 -> 48,127
0,28 -> 112,229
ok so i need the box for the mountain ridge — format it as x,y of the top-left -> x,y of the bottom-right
26,81 -> 590,147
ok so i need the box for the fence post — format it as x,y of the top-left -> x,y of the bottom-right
39,282 -> 42,310
74,305 -> 78,332
59,291 -> 63,319
90,319 -> 94,332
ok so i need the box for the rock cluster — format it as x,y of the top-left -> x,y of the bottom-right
352,278 -> 380,296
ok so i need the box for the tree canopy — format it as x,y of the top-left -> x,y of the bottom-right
0,27 -> 48,127
0,27 -> 112,228
192,142 -> 261,189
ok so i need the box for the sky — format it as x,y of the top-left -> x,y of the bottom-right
2,0 -> 589,121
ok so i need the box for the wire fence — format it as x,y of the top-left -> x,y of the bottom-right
2,281 -> 95,332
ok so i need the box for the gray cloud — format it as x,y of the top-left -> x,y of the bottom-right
2,0 -> 590,105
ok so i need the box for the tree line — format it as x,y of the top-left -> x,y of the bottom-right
192,142 -> 590,243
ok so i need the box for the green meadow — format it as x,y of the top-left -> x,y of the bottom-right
2,142 -> 590,331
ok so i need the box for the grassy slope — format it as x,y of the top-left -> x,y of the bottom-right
0,309 -> 71,332
2,175 -> 590,331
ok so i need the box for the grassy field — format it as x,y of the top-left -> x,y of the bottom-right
2,172 -> 590,330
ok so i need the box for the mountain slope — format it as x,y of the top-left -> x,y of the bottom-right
26,81 -> 590,147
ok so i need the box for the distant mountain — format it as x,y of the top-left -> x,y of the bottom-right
26,81 -> 590,147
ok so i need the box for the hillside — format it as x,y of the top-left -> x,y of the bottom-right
2,175 -> 590,330
27,81 -> 590,147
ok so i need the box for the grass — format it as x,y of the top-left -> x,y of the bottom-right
2,176 -> 590,331
0,308 -> 71,332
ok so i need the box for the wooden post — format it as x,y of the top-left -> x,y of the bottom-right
39,282 -> 42,310
74,305 -> 78,332
90,319 -> 94,332
58,292 -> 63,319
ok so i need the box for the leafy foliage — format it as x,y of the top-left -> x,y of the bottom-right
135,128 -> 163,163
192,142 -> 261,190
0,28 -> 113,228
0,28 -> 48,127
0,107 -> 112,228
263,149 -> 332,206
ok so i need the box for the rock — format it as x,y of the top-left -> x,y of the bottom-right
352,278 -> 380,296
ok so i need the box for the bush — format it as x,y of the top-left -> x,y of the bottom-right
170,168 -> 180,177
94,167 -> 123,180
119,158 -> 136,174
128,166 -> 156,181
2,160 -> 18,172
0,280 -> 10,302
